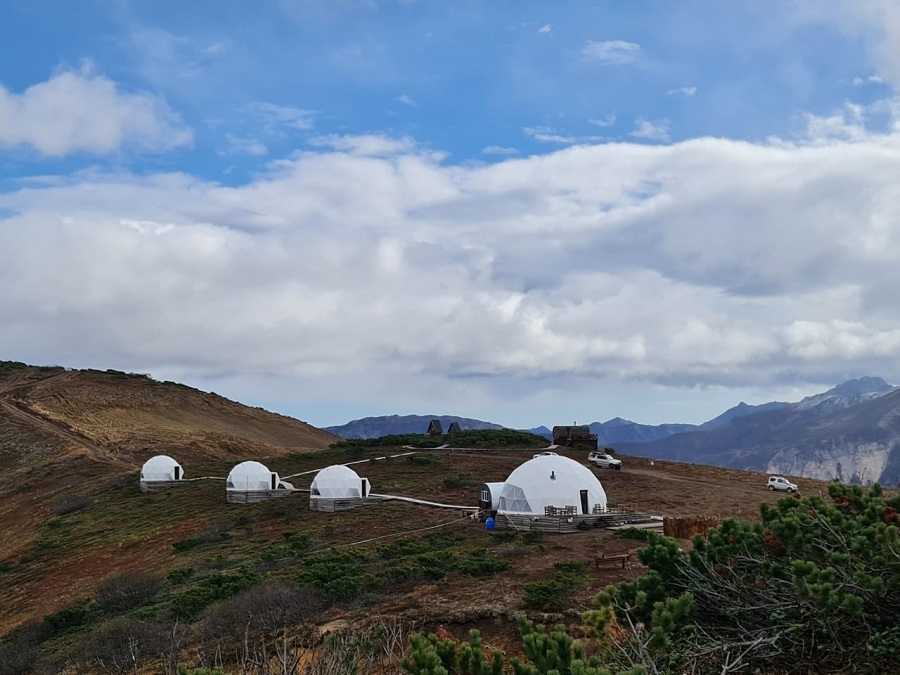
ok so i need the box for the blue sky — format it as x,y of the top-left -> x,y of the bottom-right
3,0 -> 900,429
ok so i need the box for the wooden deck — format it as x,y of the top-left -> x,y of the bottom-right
494,505 -> 655,533
309,496 -> 386,512
226,489 -> 296,504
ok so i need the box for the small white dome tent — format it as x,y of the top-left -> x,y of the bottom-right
311,465 -> 370,498
226,461 -> 295,503
140,455 -> 185,492
497,455 -> 607,516
309,464 -> 382,512
478,482 -> 504,518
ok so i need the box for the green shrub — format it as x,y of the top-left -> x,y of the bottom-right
613,527 -> 654,541
553,560 -> 589,575
415,551 -> 455,581
522,580 -> 570,612
166,567 -> 195,584
522,531 -> 544,545
0,620 -> 49,674
491,531 -> 518,543
378,536 -> 431,559
43,599 -> 96,634
52,495 -> 92,516
442,474 -> 473,489
406,454 -> 440,466
333,435 -> 445,450
296,548 -> 373,598
455,549 -> 510,577
171,531 -> 229,552
521,561 -> 588,612
170,569 -> 262,618
95,570 -> 161,614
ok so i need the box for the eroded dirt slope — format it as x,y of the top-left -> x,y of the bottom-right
0,365 -> 338,474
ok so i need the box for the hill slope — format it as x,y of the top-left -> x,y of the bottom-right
0,363 -> 337,475
0,361 -> 339,615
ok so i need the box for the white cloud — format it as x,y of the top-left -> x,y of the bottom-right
397,94 -> 418,107
248,102 -> 316,133
538,24 -> 552,34
582,40 -> 641,64
589,114 -> 617,127
853,74 -> 885,85
523,126 -> 604,144
224,134 -> 268,156
8,113 -> 900,422
793,1 -> 900,87
127,29 -> 229,91
482,146 -> 519,155
0,66 -> 191,156
629,118 -> 670,141
668,86 -> 697,97
307,133 -> 418,155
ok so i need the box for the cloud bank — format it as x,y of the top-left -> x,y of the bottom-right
0,67 -> 191,156
4,120 -> 900,407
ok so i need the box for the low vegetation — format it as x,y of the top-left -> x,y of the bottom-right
333,429 -> 548,450
4,403 -> 897,675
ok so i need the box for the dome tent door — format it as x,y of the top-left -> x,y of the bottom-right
580,490 -> 589,515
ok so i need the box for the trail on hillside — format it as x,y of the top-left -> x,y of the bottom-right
0,373 -> 129,468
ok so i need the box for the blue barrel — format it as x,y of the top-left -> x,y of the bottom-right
485,517 -> 495,530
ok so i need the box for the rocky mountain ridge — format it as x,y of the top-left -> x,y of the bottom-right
327,377 -> 900,484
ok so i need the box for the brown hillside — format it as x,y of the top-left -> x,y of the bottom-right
0,362 -> 337,600
0,364 -> 338,474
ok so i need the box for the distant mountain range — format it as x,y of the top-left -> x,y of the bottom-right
328,377 -> 900,485
617,376 -> 900,485
324,414 -> 502,439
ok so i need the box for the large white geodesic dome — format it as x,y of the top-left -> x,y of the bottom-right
140,455 -> 184,482
498,455 -> 607,515
311,465 -> 370,498
227,461 -> 276,491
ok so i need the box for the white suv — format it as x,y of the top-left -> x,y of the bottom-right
588,451 -> 622,470
767,476 -> 798,493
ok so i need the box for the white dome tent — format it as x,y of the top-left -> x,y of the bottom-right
311,465 -> 370,498
309,464 -> 380,512
226,461 -> 295,503
497,455 -> 607,516
140,455 -> 185,492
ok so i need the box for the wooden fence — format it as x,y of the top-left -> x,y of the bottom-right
662,515 -> 719,539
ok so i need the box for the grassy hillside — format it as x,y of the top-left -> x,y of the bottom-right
0,362 -> 853,673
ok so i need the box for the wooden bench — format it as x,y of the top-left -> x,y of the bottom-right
595,553 -> 631,569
